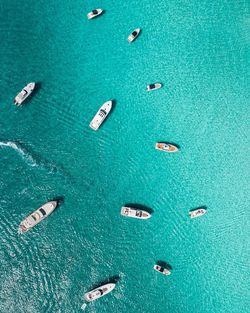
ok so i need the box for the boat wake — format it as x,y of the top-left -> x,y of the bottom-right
0,141 -> 59,173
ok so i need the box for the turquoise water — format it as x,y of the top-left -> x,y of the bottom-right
0,1 -> 249,312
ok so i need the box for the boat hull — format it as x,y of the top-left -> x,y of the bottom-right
153,265 -> 171,276
87,9 -> 103,19
84,283 -> 116,302
14,82 -> 35,106
128,28 -> 140,42
18,201 -> 57,233
155,142 -> 178,153
121,207 -> 151,219
147,83 -> 162,91
89,100 -> 112,130
189,208 -> 207,219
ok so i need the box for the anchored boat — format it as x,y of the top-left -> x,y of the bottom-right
189,208 -> 207,219
155,142 -> 179,153
153,265 -> 171,276
87,9 -> 103,19
89,100 -> 112,130
14,82 -> 35,106
147,83 -> 162,91
84,283 -> 116,302
128,28 -> 140,42
120,206 -> 151,219
18,201 -> 58,233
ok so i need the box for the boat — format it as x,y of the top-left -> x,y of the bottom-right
153,265 -> 171,276
87,9 -> 103,19
189,208 -> 207,219
147,83 -> 162,91
155,142 -> 179,153
14,82 -> 35,106
84,283 -> 116,302
120,206 -> 151,219
89,100 -> 112,130
128,28 -> 140,42
81,303 -> 87,311
18,201 -> 58,233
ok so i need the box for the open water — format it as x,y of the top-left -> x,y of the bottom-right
0,1 -> 249,312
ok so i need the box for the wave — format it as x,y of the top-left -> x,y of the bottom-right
0,141 -> 59,173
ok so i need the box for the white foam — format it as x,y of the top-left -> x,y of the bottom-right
0,141 -> 38,167
0,141 -> 63,176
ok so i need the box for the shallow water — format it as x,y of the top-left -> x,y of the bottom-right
0,1 -> 249,312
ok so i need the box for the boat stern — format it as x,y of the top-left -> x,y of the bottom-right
18,223 -> 27,234
89,122 -> 98,130
84,293 -> 91,302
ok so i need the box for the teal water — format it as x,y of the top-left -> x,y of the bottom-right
0,1 -> 249,312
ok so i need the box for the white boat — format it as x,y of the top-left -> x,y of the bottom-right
189,208 -> 207,219
128,28 -> 140,42
147,83 -> 162,91
153,265 -> 171,276
89,100 -> 112,130
81,303 -> 87,311
87,9 -> 103,19
155,142 -> 179,153
121,206 -> 151,219
18,201 -> 58,233
84,283 -> 116,302
14,82 -> 35,106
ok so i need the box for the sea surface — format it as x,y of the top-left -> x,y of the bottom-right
0,1 -> 249,313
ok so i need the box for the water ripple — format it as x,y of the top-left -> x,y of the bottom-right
0,140 -> 61,174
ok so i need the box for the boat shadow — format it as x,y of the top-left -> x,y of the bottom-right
91,275 -> 120,290
111,99 -> 116,112
50,196 -> 64,206
189,205 -> 207,213
124,203 -> 154,215
156,260 -> 172,270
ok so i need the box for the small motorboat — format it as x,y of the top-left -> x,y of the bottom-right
89,100 -> 112,130
81,303 -> 87,311
14,82 -> 35,106
155,142 -> 179,153
18,201 -> 58,233
84,283 -> 116,302
87,9 -> 103,19
153,265 -> 171,276
189,208 -> 207,219
128,28 -> 140,42
147,83 -> 162,91
121,206 -> 151,219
